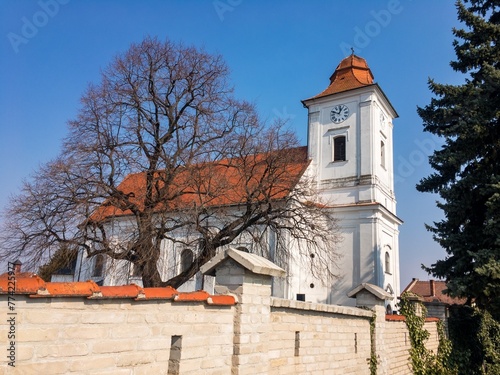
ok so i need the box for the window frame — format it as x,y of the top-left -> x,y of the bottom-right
92,254 -> 105,278
380,140 -> 386,169
333,135 -> 347,162
180,249 -> 194,273
130,263 -> 141,277
384,251 -> 391,275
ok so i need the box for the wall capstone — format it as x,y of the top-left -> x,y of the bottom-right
347,282 -> 394,309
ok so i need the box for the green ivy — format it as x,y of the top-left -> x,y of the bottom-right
368,313 -> 378,375
399,292 -> 457,375
448,306 -> 500,374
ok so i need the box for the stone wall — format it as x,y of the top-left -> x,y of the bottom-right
1,250 -> 442,374
379,314 -> 439,374
0,295 -> 235,375
268,299 -> 372,374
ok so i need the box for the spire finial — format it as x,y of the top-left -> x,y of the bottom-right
350,47 -> 355,55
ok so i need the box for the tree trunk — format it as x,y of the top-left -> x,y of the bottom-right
141,261 -> 164,287
137,231 -> 164,287
164,240 -> 216,289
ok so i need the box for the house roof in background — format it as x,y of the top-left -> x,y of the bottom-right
402,278 -> 467,305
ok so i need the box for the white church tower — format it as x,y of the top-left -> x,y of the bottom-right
301,54 -> 402,310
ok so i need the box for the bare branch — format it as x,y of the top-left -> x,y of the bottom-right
0,37 -> 342,288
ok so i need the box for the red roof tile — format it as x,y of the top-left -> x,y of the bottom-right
386,314 -> 406,321
207,295 -> 236,306
138,286 -> 177,300
92,284 -> 144,299
33,280 -> 100,298
174,290 -> 210,302
306,54 -> 375,100
386,314 -> 440,323
90,146 -> 310,222
0,276 -> 236,306
0,273 -> 45,294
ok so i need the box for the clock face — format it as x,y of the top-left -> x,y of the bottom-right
330,104 -> 349,124
380,112 -> 386,127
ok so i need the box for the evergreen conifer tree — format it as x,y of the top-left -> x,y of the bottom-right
417,0 -> 500,318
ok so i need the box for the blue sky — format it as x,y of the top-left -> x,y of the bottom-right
0,0 -> 463,288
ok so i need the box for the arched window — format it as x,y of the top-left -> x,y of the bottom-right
385,252 -> 391,274
92,255 -> 105,277
386,304 -> 393,315
333,136 -> 346,161
180,249 -> 194,273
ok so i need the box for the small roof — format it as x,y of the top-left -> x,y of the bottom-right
306,54 -> 375,101
201,248 -> 286,277
347,282 -> 394,300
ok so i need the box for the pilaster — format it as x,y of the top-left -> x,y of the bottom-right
201,248 -> 285,375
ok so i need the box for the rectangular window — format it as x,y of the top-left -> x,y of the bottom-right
333,136 -> 346,161
381,140 -> 386,168
92,255 -> 105,278
131,263 -> 141,277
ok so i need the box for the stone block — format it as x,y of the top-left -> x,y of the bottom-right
109,324 -> 150,338
69,356 -> 117,372
116,351 -> 155,367
15,360 -> 70,374
200,357 -> 226,369
92,339 -> 135,354
88,368 -> 131,375
62,325 -> 109,340
36,343 -> 89,358
16,344 -> 34,361
80,311 -> 126,324
24,310 -> 80,324
18,328 -> 59,342
137,338 -> 169,351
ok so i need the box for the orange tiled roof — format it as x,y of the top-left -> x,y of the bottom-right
0,274 -> 236,306
91,146 -> 310,222
402,279 -> 467,305
308,54 -> 375,100
386,314 -> 439,322
0,272 -> 44,293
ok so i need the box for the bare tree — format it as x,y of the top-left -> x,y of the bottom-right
0,37 -> 341,288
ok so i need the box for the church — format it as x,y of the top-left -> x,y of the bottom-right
64,53 -> 402,310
